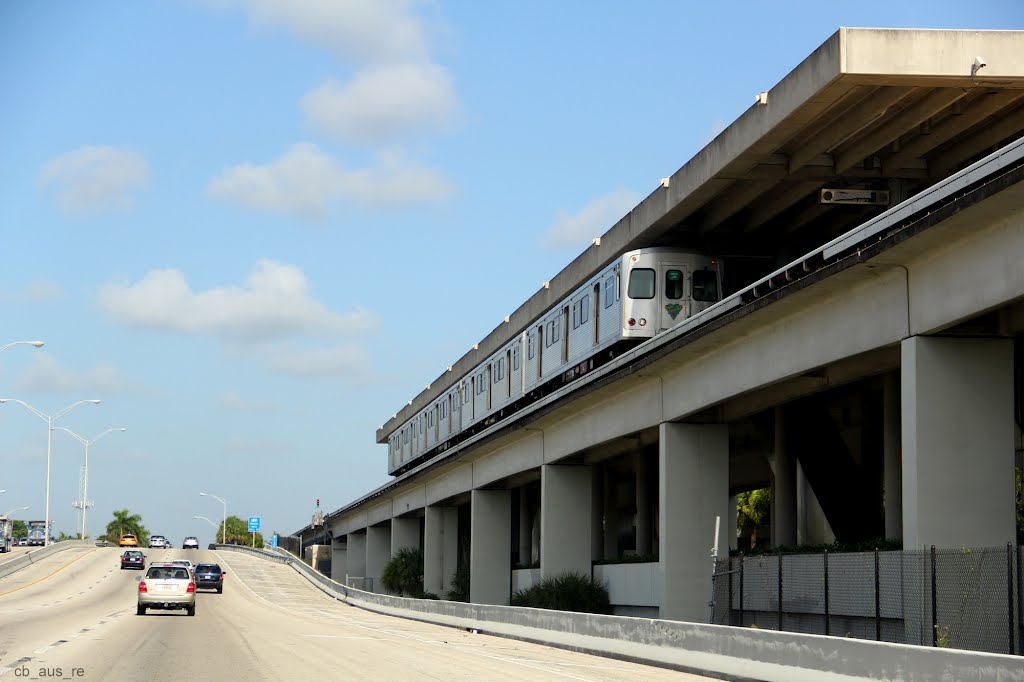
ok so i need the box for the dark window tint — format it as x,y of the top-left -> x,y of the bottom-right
665,270 -> 684,299
692,270 -> 719,302
196,564 -> 221,573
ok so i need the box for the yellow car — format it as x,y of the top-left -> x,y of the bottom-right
119,534 -> 139,547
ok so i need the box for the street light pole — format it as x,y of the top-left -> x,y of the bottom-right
200,492 -> 227,544
0,399 -> 101,546
52,427 -> 126,539
0,341 -> 44,353
193,515 -> 219,540
2,506 -> 29,517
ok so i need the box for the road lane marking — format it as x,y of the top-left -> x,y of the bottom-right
0,549 -> 98,598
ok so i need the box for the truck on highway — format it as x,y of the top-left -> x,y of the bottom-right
26,520 -> 47,546
0,516 -> 11,553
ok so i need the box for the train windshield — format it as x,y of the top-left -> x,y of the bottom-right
627,268 -> 655,299
692,270 -> 718,302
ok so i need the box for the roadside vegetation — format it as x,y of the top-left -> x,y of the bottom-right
510,572 -> 611,614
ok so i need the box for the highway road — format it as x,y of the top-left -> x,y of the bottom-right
0,547 -> 716,680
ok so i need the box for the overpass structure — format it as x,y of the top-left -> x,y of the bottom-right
296,27 -> 1024,658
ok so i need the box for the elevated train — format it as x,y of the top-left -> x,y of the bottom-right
387,247 -> 720,475
385,136 -> 1024,477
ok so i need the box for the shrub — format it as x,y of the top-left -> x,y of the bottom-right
380,547 -> 424,596
510,572 -> 611,614
446,562 -> 471,602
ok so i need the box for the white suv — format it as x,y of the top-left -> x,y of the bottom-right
137,563 -> 196,616
149,535 -> 168,549
183,536 -> 200,550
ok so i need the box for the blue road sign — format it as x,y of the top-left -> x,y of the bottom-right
248,516 -> 261,532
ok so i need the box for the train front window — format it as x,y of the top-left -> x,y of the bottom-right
665,270 -> 684,300
627,268 -> 655,299
692,270 -> 718,302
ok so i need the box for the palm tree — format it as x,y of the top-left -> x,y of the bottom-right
736,488 -> 771,549
104,508 -> 148,545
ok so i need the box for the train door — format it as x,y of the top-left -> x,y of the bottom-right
660,263 -> 687,331
561,305 -> 570,363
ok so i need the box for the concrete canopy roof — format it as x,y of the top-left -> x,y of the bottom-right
377,27 -> 1024,444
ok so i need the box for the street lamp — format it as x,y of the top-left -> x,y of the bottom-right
52,426 -> 126,539
0,398 -> 101,546
199,492 -> 226,544
0,341 -> 44,353
193,515 -> 219,541
2,506 -> 29,517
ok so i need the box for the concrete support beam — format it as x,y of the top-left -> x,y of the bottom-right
540,464 -> 593,579
366,525 -> 391,594
347,532 -> 367,583
470,489 -> 511,605
391,516 -> 419,554
424,506 -> 458,596
901,336 -> 1015,549
330,543 -> 347,583
634,452 -> 651,556
773,406 -> 797,547
883,372 -> 903,540
660,422 -> 729,622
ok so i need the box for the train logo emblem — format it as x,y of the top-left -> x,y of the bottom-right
665,303 -> 683,320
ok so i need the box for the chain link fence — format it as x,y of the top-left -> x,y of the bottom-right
711,544 -> 1022,655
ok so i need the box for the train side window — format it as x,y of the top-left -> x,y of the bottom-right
603,277 -> 615,308
513,345 -> 520,370
581,294 -> 590,323
527,333 -> 535,359
615,272 -> 621,301
572,301 -> 581,329
627,268 -> 656,299
665,270 -> 684,299
692,270 -> 719,302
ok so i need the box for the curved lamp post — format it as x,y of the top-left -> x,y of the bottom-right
2,506 -> 29,517
52,426 -> 126,539
0,399 -> 101,546
0,341 -> 44,353
199,492 -> 227,544
194,515 -> 219,541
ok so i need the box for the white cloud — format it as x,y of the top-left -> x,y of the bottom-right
98,259 -> 377,343
0,280 -> 63,304
12,354 -> 127,394
541,190 -> 641,249
264,344 -> 374,381
210,0 -> 431,64
206,143 -> 452,219
38,145 -> 149,215
302,63 -> 457,144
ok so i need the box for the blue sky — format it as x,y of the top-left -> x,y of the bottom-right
1,1 -> 1020,544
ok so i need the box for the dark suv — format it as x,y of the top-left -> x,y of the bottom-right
193,563 -> 225,593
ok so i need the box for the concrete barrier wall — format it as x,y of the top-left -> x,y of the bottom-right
214,544 -> 1024,682
0,540 -> 94,580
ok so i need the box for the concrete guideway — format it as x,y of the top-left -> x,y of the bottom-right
219,545 -> 1024,682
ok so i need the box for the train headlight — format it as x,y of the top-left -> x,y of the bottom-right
628,318 -> 636,326
639,318 -> 647,326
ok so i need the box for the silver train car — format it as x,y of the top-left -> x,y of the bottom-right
387,247 -> 720,475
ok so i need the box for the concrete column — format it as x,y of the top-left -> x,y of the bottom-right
424,506 -> 458,596
603,469 -> 618,559
470,489 -> 511,605
518,488 -> 532,564
728,494 -> 738,551
366,525 -> 391,593
773,406 -> 797,547
330,541 -> 347,583
883,372 -> 903,540
346,532 -> 366,585
901,337 -> 1015,548
660,422 -> 729,622
540,464 -> 593,579
797,460 -> 834,545
391,516 -> 419,554
591,466 -> 604,561
634,451 -> 651,555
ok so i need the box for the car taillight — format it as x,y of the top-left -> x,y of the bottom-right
187,582 -> 196,593
139,581 -> 147,593
218,574 -> 224,581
